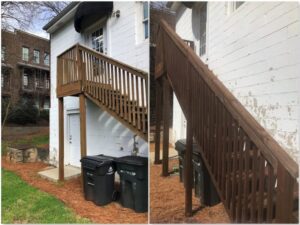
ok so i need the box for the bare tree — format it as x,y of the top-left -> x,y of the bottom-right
1,1 -> 68,31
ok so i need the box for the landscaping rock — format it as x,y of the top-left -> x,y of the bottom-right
24,148 -> 38,163
6,147 -> 49,163
6,147 -> 24,163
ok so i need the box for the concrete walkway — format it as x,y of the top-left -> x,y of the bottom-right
38,165 -> 81,182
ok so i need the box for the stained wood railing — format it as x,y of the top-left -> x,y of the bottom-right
155,20 -> 298,223
57,44 -> 148,140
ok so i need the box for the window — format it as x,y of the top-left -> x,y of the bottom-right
22,47 -> 29,61
2,46 -> 5,61
91,28 -> 104,53
33,50 -> 40,64
226,2 -> 244,15
45,79 -> 50,89
23,74 -> 28,87
143,2 -> 149,39
44,52 -> 49,65
199,3 -> 207,56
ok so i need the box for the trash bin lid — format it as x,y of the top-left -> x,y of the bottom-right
115,155 -> 148,166
175,139 -> 201,153
80,155 -> 114,166
175,139 -> 187,153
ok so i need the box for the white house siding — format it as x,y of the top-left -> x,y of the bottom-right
107,2 -> 149,71
173,2 -> 300,162
49,2 -> 148,166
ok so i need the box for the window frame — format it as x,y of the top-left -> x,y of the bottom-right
142,2 -> 149,39
33,49 -> 40,64
91,28 -> 104,53
44,52 -> 50,66
23,74 -> 28,87
22,47 -> 29,61
2,46 -> 5,61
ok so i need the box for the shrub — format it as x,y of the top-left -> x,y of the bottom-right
39,109 -> 49,122
8,99 -> 39,124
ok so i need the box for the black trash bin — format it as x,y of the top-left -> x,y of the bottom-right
80,154 -> 116,206
174,139 -> 199,184
115,156 -> 148,213
174,139 -> 220,206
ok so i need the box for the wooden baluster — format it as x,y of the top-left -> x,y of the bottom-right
127,71 -> 131,123
119,68 -> 124,117
231,121 -> 238,220
108,63 -> 112,109
123,68 -> 128,121
105,61 -> 109,107
275,163 -> 295,223
257,154 -> 265,222
112,65 -> 115,110
141,78 -> 145,133
131,74 -> 136,126
242,137 -> 250,222
225,115 -> 233,210
236,129 -> 245,222
250,147 -> 258,222
116,67 -> 120,115
136,76 -> 140,130
266,163 -> 274,223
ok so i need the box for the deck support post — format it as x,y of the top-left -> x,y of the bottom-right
58,97 -> 64,181
162,76 -> 171,176
185,118 -> 193,217
79,94 -> 87,187
79,94 -> 87,158
154,78 -> 162,164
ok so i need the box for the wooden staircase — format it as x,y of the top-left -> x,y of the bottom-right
154,20 -> 298,223
56,44 -> 148,140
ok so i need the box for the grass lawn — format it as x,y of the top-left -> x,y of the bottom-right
2,169 -> 90,224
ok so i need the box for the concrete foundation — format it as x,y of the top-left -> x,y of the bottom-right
38,165 -> 81,182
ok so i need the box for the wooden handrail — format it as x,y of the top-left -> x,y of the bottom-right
155,19 -> 298,223
157,20 -> 298,179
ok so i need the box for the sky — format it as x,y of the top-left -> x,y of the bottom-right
28,16 -> 50,39
1,2 -> 69,39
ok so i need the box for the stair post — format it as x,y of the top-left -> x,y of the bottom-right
162,76 -> 171,176
185,118 -> 193,217
154,78 -> 163,164
58,97 -> 64,181
79,93 -> 87,188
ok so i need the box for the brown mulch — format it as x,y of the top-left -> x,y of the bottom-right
150,158 -> 230,223
2,159 -> 148,224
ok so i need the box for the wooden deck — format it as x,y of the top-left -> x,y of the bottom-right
56,44 -> 148,181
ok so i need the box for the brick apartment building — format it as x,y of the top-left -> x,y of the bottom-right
1,29 -> 50,110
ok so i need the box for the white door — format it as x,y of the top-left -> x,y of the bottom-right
68,113 -> 81,167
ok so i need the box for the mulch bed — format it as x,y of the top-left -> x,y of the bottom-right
150,158 -> 230,223
2,159 -> 148,224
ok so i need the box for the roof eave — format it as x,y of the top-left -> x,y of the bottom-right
43,2 -> 80,33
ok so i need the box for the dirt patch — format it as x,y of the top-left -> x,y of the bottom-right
2,160 -> 148,224
150,158 -> 230,223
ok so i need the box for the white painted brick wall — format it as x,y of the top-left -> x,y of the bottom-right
49,2 -> 149,166
173,2 -> 300,162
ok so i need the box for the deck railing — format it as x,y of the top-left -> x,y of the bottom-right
57,44 -> 148,139
155,20 -> 298,223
